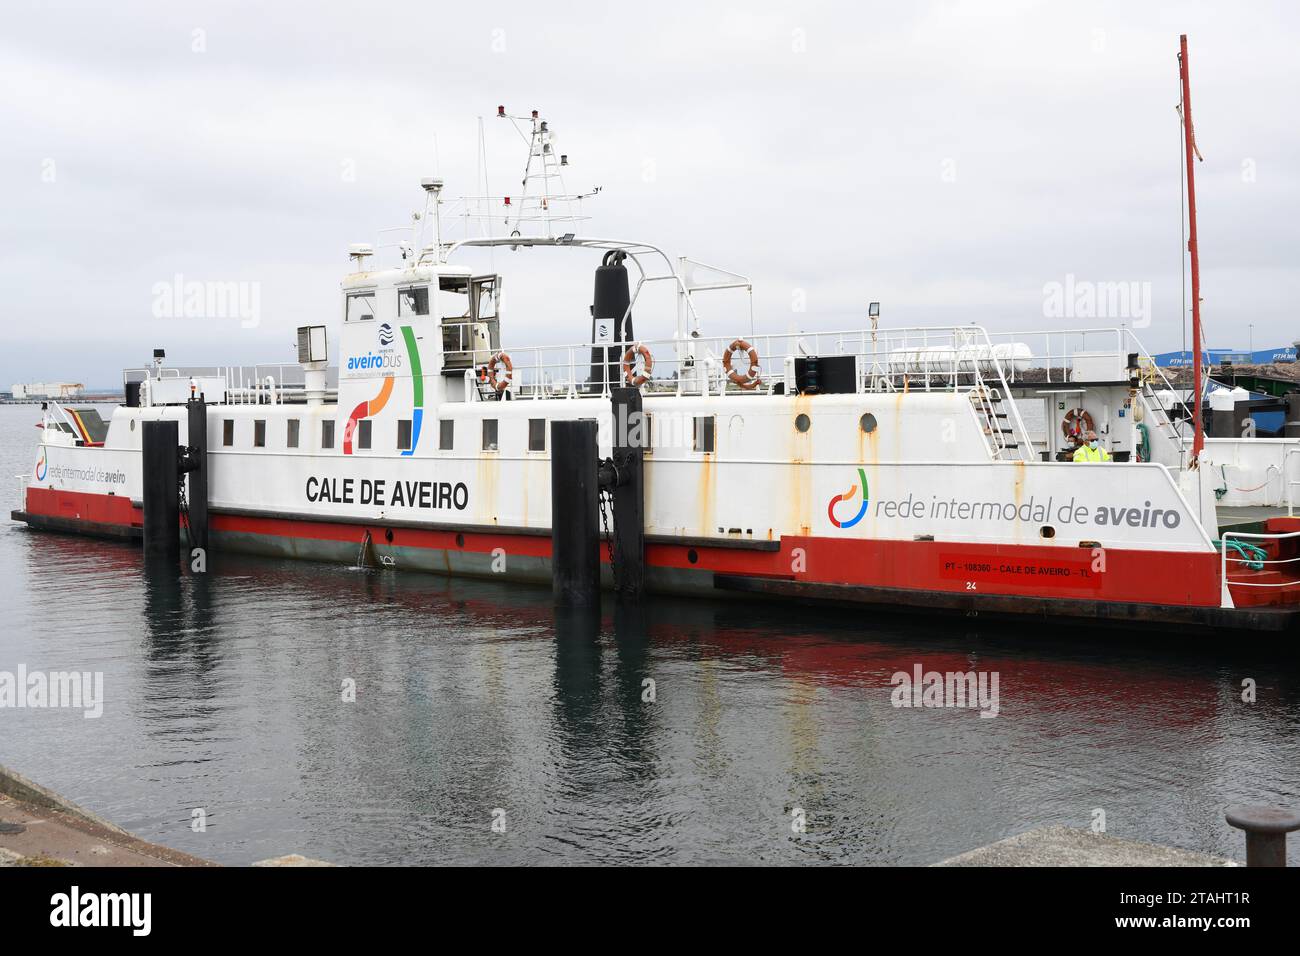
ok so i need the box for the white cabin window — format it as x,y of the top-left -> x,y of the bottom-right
439,420 -> 454,450
254,420 -> 266,448
222,419 -> 234,447
693,416 -> 715,454
398,286 -> 429,317
397,419 -> 412,451
345,292 -> 376,323
321,420 -> 335,449
357,420 -> 372,450
287,419 -> 300,448
482,419 -> 498,451
528,419 -> 545,452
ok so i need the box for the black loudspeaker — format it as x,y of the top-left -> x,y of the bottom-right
795,355 -> 856,395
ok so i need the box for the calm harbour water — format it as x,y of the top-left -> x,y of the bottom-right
1,404 -> 1298,865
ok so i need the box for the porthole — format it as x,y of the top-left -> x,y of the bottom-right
794,414 -> 811,433
687,548 -> 699,564
1040,526 -> 1056,539
385,528 -> 394,544
859,413 -> 877,434
455,533 -> 465,548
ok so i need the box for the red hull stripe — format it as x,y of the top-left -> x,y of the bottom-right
22,487 -> 1224,607
25,487 -> 140,527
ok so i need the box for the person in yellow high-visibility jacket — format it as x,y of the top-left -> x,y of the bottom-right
1072,430 -> 1112,462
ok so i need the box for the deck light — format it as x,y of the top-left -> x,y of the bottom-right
868,302 -> 881,318
497,105 -> 505,117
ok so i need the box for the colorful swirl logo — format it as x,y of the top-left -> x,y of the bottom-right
343,325 -> 423,456
827,467 -> 869,529
35,449 -> 47,481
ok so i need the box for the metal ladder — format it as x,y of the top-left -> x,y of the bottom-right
971,385 -> 1026,460
1136,381 -> 1188,466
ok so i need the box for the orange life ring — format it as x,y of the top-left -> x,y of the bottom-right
487,351 -> 513,392
723,339 -> 761,389
621,343 -> 653,387
1062,407 -> 1094,443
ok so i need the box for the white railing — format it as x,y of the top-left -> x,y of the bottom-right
1219,529 -> 1300,607
1287,447 -> 1300,517
482,325 -> 1021,394
987,327 -> 1192,412
39,401 -> 83,444
472,324 -> 1035,458
124,364 -> 318,406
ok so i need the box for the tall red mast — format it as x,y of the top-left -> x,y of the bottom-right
1179,34 -> 1204,462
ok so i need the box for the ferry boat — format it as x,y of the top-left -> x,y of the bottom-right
13,99 -> 1300,633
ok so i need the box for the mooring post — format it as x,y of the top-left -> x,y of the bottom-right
551,419 -> 600,606
609,387 -> 645,601
1225,805 -> 1300,867
1285,392 -> 1300,439
141,419 -> 180,565
184,397 -> 209,556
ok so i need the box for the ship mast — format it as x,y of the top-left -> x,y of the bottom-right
1178,34 -> 1205,463
499,107 -> 590,238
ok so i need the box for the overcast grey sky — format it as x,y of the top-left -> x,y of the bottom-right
3,0 -> 1297,387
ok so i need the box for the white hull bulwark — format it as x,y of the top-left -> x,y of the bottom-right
28,394 -> 1218,550
14,128 -> 1300,632
20,384 -> 1300,632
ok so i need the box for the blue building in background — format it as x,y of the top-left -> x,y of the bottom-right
1151,345 -> 1297,367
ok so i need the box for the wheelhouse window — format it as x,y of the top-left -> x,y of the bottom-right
528,418 -> 545,452
438,276 -> 471,320
254,420 -> 266,448
397,419 -> 412,451
398,286 -> 429,317
439,419 -> 454,450
222,419 -> 234,447
345,291 -> 376,323
321,419 -> 335,449
482,419 -> 498,451
439,275 -> 501,370
287,419 -> 300,448
357,420 -> 372,450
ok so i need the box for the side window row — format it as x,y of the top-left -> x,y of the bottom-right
214,414 -> 704,453
221,418 -> 334,449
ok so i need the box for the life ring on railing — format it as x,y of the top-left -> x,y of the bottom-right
1061,407 -> 1094,444
723,339 -> 761,389
621,343 -> 653,387
487,351 -> 513,392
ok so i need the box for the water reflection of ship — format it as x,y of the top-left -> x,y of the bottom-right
23,537 -> 1298,771
110,547 -> 1294,711
18,537 -> 1300,864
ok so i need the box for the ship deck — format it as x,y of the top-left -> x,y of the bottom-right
1216,505 -> 1297,532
